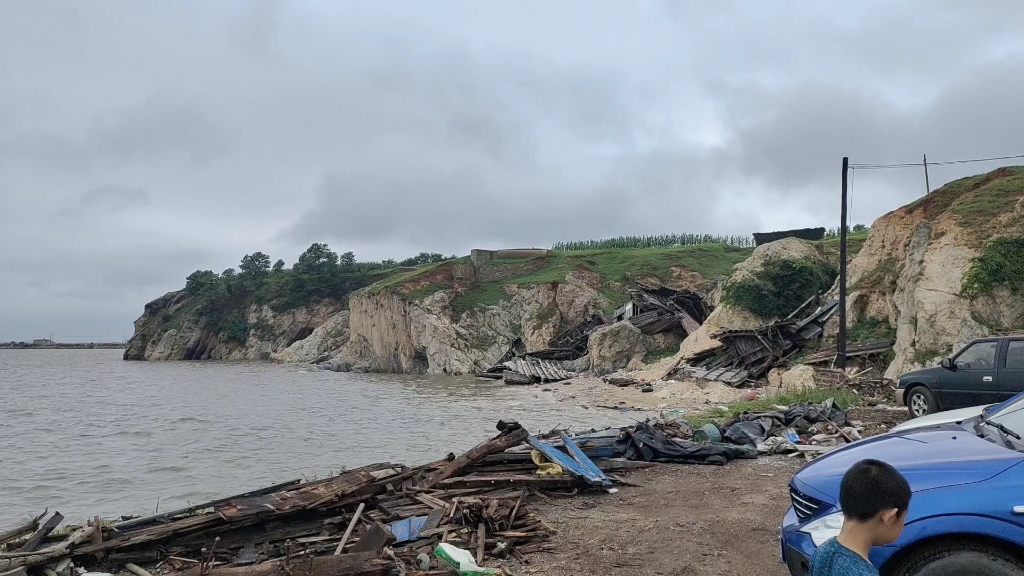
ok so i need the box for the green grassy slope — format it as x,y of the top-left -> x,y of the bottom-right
362,244 -> 754,318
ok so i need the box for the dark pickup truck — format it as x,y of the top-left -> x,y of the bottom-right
896,335 -> 1024,418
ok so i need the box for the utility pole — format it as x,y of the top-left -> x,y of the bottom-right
923,153 -> 931,195
838,157 -> 849,370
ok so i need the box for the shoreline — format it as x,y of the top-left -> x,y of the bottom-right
0,344 -> 126,350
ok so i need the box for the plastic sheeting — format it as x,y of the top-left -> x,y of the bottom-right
724,399 -> 848,446
613,423 -> 758,465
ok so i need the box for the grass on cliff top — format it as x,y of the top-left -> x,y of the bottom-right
818,230 -> 870,261
903,166 -> 1024,241
450,244 -> 752,318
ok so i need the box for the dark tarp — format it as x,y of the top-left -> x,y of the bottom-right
724,399 -> 849,446
614,423 -> 758,465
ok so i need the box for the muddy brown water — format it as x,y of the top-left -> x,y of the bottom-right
0,349 -> 635,524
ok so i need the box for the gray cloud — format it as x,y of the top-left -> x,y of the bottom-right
1,0 -> 1023,341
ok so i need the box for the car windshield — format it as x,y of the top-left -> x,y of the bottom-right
982,394 -> 1024,437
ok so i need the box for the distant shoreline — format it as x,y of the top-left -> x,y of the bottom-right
0,343 -> 126,350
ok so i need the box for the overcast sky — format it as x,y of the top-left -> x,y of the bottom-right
2,1 -> 1024,342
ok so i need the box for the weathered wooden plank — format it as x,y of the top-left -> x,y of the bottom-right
0,527 -> 95,571
179,552 -> 391,576
112,480 -> 302,532
217,469 -> 377,521
349,523 -> 394,554
434,475 -> 582,490
419,427 -> 529,489
18,513 -> 63,553
0,511 -> 47,547
73,514 -> 223,556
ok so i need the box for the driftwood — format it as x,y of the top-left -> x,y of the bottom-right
0,527 -> 95,571
0,511 -> 48,547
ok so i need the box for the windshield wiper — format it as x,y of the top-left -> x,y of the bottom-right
974,413 -> 1022,448
990,421 -> 1022,441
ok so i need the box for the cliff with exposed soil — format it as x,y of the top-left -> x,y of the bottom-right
826,166 -> 1024,379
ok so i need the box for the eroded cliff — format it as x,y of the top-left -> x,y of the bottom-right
829,166 -> 1024,378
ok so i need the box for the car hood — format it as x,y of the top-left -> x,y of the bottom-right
898,366 -> 946,383
890,406 -> 987,432
794,423 -> 1023,502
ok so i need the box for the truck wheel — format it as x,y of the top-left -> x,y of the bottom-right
891,541 -> 1024,576
907,386 -> 937,418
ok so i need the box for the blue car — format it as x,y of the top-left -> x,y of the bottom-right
781,391 -> 1024,575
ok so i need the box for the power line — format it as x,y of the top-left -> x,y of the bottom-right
850,153 -> 1024,170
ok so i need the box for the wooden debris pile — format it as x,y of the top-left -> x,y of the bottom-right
480,283 -> 712,386
679,297 -> 840,385
611,283 -> 709,337
0,421 -> 649,576
477,315 -> 606,384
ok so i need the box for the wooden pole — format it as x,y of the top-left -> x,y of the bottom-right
838,157 -> 849,370
923,153 -> 931,194
333,503 -> 364,555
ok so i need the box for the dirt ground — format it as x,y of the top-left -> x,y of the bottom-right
549,376 -> 750,416
500,407 -> 908,576
508,458 -> 801,576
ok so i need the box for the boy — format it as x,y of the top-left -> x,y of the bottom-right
809,459 -> 911,576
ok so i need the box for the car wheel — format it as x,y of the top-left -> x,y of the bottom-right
907,386 -> 937,418
890,541 -> 1024,576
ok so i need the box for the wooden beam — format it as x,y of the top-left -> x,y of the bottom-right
18,513 -> 63,553
419,427 -> 529,489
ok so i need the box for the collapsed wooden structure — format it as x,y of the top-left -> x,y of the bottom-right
0,422 -> 652,576
480,285 -> 711,385
682,298 -> 841,385
611,284 -> 709,337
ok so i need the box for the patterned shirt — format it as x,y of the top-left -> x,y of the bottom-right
809,538 -> 878,576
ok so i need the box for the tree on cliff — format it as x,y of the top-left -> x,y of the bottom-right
339,251 -> 356,268
272,259 -> 286,273
294,243 -> 340,285
184,269 -> 220,295
239,252 -> 272,287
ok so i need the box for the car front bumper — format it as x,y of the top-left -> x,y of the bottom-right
895,385 -> 907,406
780,507 -> 817,575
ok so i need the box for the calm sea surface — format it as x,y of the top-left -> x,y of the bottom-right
1,349 -> 632,524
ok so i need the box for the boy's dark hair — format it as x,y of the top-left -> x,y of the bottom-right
839,459 -> 911,522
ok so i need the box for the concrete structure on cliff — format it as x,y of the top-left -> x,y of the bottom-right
470,248 -> 548,268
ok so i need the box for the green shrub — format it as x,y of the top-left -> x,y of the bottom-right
721,257 -> 837,319
961,237 -> 1024,299
847,316 -> 896,343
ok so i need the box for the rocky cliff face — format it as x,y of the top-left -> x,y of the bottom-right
125,268 -> 617,374
829,168 -> 1024,378
319,271 -> 612,374
123,292 -> 346,361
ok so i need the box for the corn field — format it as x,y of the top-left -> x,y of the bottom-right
551,234 -> 755,251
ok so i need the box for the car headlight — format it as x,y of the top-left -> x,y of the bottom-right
798,511 -> 844,547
